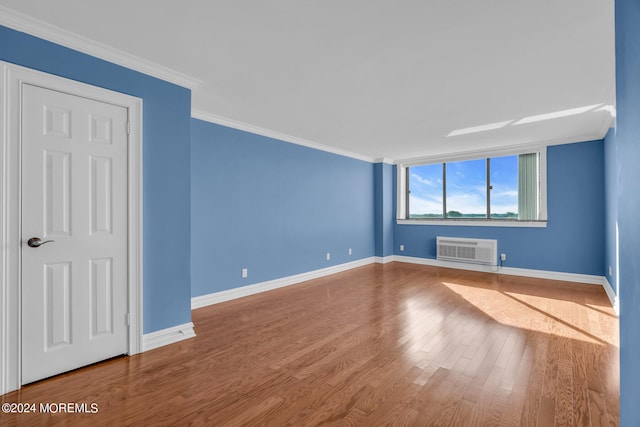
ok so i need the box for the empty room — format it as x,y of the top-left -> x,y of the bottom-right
0,1 -> 638,426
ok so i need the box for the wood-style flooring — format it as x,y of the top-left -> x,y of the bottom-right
1,263 -> 619,426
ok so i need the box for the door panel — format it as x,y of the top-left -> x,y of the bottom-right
90,257 -> 114,338
44,150 -> 72,236
44,261 -> 72,350
21,84 -> 129,385
90,156 -> 113,235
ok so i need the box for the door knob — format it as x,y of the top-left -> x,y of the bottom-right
27,237 -> 54,248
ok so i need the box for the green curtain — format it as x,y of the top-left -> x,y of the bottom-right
518,153 -> 539,220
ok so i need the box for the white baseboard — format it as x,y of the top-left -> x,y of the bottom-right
393,255 -> 605,285
191,254 -> 616,313
394,255 -> 617,313
191,257 -> 376,309
374,255 -> 395,264
393,255 -> 495,274
499,266 -> 605,285
142,322 -> 196,352
602,277 -> 619,316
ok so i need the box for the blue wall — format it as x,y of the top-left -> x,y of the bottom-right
190,119 -> 375,297
0,26 -> 192,333
613,0 -> 640,423
374,163 -> 395,257
604,128 -> 619,294
4,19 -> 631,412
394,140 -> 605,276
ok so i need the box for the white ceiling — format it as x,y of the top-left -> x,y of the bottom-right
0,1 -> 615,162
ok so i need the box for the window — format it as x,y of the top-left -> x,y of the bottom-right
398,149 -> 546,225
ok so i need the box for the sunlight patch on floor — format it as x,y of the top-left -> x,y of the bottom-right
440,281 -> 618,347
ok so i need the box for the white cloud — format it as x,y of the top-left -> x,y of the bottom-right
492,190 -> 518,198
411,180 -> 519,216
411,192 -> 517,215
446,193 -> 486,214
409,195 -> 442,214
411,173 -> 436,186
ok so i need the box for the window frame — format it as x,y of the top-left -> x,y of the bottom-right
396,146 -> 547,227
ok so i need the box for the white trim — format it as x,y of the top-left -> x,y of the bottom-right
499,266 -> 605,285
396,219 -> 547,228
191,109 -> 375,163
127,90 -> 144,357
397,144 -> 547,167
142,322 -> 196,352
393,255 -> 607,285
596,114 -> 615,140
0,5 -> 201,90
190,255 -> 615,314
538,149 -> 548,221
396,165 -> 407,220
393,255 -> 500,274
192,257 -> 376,309
0,61 -> 143,395
602,277 -> 619,316
375,158 -> 395,165
396,146 -> 548,223
0,61 -> 12,397
394,131 -> 609,166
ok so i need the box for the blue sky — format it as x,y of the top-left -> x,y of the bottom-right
409,155 -> 518,216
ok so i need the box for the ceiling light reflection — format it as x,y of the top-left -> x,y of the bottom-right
513,104 -> 603,125
447,120 -> 514,137
447,103 -> 614,138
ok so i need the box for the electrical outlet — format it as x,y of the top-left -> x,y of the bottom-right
348,248 -> 352,255
241,268 -> 248,278
400,245 -> 404,251
500,253 -> 507,262
609,265 -> 613,276
326,252 -> 331,261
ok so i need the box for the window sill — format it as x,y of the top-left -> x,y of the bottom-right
396,219 -> 548,228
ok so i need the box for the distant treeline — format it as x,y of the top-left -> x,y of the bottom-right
409,211 -> 518,219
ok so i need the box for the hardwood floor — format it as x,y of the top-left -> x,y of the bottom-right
1,263 -> 619,426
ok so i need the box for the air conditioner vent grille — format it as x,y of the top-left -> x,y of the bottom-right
436,237 -> 497,265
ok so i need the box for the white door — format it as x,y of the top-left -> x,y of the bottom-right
21,84 -> 129,384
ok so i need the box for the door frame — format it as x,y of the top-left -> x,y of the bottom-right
0,61 -> 143,395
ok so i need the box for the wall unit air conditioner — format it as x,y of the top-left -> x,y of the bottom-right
436,237 -> 497,266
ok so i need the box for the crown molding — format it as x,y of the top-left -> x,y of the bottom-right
596,112 -> 615,140
374,158 -> 395,165
191,109 -> 376,163
395,129 -> 610,166
0,5 -> 202,89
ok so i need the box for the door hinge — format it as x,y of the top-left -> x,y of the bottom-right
126,313 -> 131,326
126,122 -> 131,135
